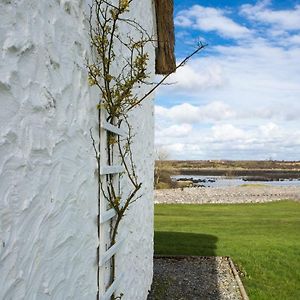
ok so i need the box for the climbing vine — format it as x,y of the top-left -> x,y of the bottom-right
87,0 -> 205,299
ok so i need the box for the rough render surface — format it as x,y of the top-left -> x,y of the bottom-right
0,0 -> 154,299
110,0 -> 156,299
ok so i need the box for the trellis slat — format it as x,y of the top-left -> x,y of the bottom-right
102,273 -> 124,300
100,208 -> 117,224
100,165 -> 123,175
99,238 -> 124,266
101,120 -> 125,136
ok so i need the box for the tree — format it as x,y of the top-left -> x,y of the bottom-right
154,147 -> 170,187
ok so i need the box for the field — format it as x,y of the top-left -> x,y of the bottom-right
161,160 -> 300,170
154,201 -> 300,300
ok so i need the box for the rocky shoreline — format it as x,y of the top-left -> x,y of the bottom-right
155,185 -> 300,204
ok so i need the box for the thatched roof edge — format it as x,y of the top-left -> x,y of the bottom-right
154,0 -> 176,75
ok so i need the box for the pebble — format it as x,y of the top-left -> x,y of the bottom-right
155,186 -> 300,204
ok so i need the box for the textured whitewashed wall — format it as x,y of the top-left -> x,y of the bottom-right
0,1 -> 99,299
101,0 -> 156,298
0,0 -> 154,299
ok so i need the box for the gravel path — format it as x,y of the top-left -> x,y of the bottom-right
148,256 -> 243,300
155,186 -> 300,204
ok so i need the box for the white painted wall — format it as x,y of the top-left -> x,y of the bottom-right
111,1 -> 156,299
0,0 -> 154,299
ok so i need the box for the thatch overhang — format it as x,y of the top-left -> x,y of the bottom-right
154,0 -> 176,75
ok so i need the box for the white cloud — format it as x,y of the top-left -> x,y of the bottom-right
211,124 -> 248,142
160,40 -> 300,113
201,101 -> 235,120
212,42 -> 300,103
175,5 -> 251,39
241,1 -> 300,31
251,102 -> 300,121
259,122 -> 281,138
155,118 -> 300,160
159,143 -> 186,157
165,60 -> 224,93
155,101 -> 235,124
156,123 -> 193,138
287,34 -> 300,45
155,103 -> 199,123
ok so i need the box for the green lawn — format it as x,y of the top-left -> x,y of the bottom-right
154,201 -> 300,300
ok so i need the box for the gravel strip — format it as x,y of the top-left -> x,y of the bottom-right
155,186 -> 300,204
148,256 -> 243,300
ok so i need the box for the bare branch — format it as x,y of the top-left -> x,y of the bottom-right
127,42 -> 207,110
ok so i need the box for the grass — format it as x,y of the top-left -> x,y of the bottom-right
154,200 -> 300,300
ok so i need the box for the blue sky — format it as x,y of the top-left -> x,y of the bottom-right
155,0 -> 300,160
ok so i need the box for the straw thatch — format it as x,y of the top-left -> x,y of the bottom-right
154,0 -> 176,74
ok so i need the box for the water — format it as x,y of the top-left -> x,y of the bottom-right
172,175 -> 300,188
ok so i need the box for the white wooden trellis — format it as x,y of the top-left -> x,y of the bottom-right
98,109 -> 125,300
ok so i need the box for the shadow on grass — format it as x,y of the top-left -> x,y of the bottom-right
154,231 -> 218,256
149,232 -> 224,300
